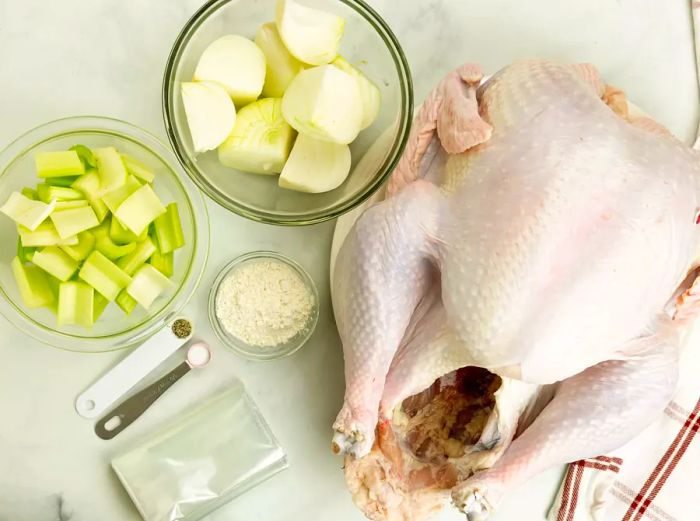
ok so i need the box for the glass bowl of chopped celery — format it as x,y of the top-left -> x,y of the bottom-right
163,0 -> 413,225
0,116 -> 210,352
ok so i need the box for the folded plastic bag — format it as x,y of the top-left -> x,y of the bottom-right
112,378 -> 287,521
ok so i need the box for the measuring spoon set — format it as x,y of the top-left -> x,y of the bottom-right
75,316 -> 211,440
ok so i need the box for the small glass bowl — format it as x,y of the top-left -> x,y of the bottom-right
208,251 -> 319,360
162,0 -> 413,225
0,116 -> 210,352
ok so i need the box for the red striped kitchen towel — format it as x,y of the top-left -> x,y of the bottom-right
547,327 -> 700,521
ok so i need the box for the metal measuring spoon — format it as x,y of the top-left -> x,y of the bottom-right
95,342 -> 211,440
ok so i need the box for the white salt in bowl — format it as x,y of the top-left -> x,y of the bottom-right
208,251 -> 319,361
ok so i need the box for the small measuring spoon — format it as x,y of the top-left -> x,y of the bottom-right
76,317 -> 195,418
95,342 -> 212,440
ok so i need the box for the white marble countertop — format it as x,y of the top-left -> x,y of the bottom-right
0,1 -> 697,520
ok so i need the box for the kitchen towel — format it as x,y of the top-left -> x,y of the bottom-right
547,307 -> 700,521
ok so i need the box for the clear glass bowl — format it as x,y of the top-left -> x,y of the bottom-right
162,0 -> 413,225
208,251 -> 319,360
0,116 -> 210,352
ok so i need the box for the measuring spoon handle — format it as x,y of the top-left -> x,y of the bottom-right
95,361 -> 191,440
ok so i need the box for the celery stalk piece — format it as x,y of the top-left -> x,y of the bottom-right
90,198 -> 110,223
79,251 -> 132,301
54,200 -> 89,211
117,237 -> 157,275
0,191 -> 56,230
18,222 -> 78,247
45,176 -> 80,187
121,154 -> 155,184
149,249 -> 174,277
115,289 -> 138,315
114,184 -> 166,236
21,187 -> 38,200
153,203 -> 184,254
101,175 -> 141,214
37,184 -> 84,203
93,293 -> 109,321
71,170 -> 110,222
71,170 -> 101,199
92,218 -> 136,260
45,273 -> 61,314
110,215 -> 147,244
17,238 -> 36,263
94,147 -> 127,194
57,281 -> 94,327
69,145 -> 97,170
11,256 -> 55,308
95,235 -> 137,260
126,264 -> 173,310
59,231 -> 95,261
50,206 -> 99,239
32,246 -> 80,281
35,150 -> 85,178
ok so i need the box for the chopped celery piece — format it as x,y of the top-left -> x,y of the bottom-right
117,237 -> 156,275
45,176 -> 79,187
121,154 -> 155,183
126,264 -> 172,310
96,234 -> 136,260
153,203 -> 184,254
114,184 -> 166,236
79,250 -> 131,301
93,293 -> 109,321
59,231 -> 95,261
19,222 -> 78,247
71,169 -> 100,199
0,191 -> 56,230
115,289 -> 137,315
110,215 -> 147,244
69,145 -> 97,170
35,150 -> 85,178
21,187 -> 38,200
32,246 -> 79,281
17,238 -> 36,263
149,249 -> 173,277
90,198 -> 109,223
45,273 -> 61,313
94,147 -> 127,194
54,200 -> 89,211
57,281 -> 94,327
50,206 -> 99,239
37,184 -> 83,203
11,256 -> 54,308
102,175 -> 141,214
92,219 -> 135,260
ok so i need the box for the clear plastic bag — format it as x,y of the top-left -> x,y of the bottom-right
112,378 -> 287,521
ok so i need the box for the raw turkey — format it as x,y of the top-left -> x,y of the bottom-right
330,59 -> 700,520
